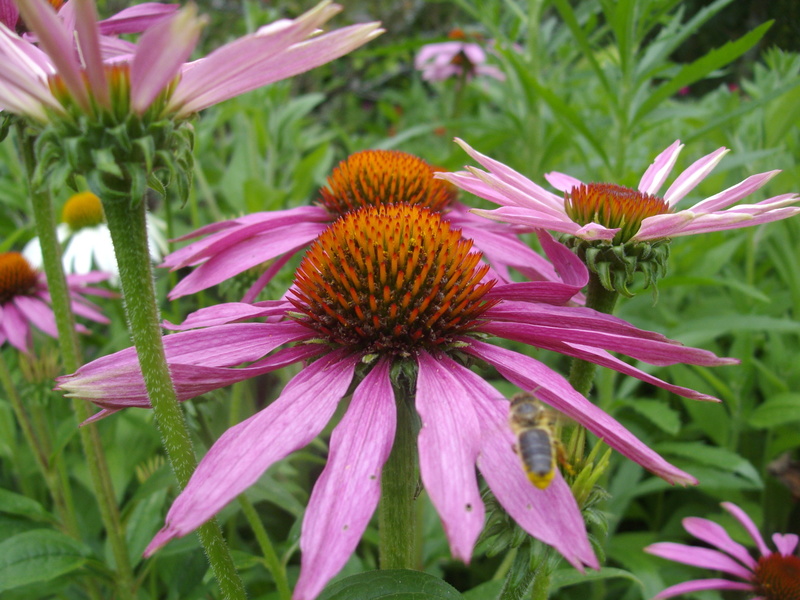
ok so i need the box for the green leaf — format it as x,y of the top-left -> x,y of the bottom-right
0,529 -> 90,592
634,21 -> 772,123
749,393 -> 800,428
551,566 -> 643,591
0,490 -> 55,524
655,441 -> 762,488
624,399 -> 681,435
317,569 -> 464,600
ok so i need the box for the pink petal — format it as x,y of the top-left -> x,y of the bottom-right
97,3 -> 180,35
652,578 -> 754,599
416,352 -> 485,561
294,357 -> 395,600
441,356 -> 597,569
164,301 -> 289,330
1,302 -> 32,352
722,503 -> 771,557
638,140 -> 683,196
544,171 -> 583,194
0,0 -> 18,28
690,171 -> 780,213
15,0 -> 89,111
644,542 -> 752,579
145,349 -> 359,554
682,517 -> 757,569
71,0 -> 108,107
465,340 -> 697,485
241,253 -> 296,303
13,295 -> 57,338
664,147 -> 729,207
773,533 -> 799,556
471,207 -> 584,237
131,5 -> 203,114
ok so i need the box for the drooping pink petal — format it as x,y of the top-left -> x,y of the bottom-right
294,357 -> 395,600
15,0 -> 90,111
652,578 -> 754,599
544,171 -> 583,194
682,517 -> 757,569
471,206 -> 586,237
638,140 -> 683,196
416,352 -> 485,561
97,3 -> 179,35
644,542 -> 753,579
465,340 -> 697,485
437,353 -> 597,569
773,533 -> 799,556
241,253 -> 297,303
1,301 -> 31,352
71,0 -> 108,107
722,502 -> 771,557
13,295 -> 57,338
131,4 -> 203,114
664,147 -> 729,207
145,349 -> 359,554
164,301 -> 290,330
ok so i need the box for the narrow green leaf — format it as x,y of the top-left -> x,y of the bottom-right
624,399 -> 681,435
318,569 -> 464,600
0,490 -> 55,523
0,529 -> 90,592
551,566 -> 643,591
634,21 -> 772,123
749,393 -> 800,428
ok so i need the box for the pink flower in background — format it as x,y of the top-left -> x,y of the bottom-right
440,138 -> 800,244
60,204 -> 736,598
0,0 -> 382,123
415,39 -> 505,82
163,149 -> 565,302
646,502 -> 800,599
0,251 -> 112,353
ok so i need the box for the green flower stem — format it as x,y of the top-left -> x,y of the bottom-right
16,123 -> 135,600
568,271 -> 620,397
496,545 -> 552,600
238,494 -> 291,600
379,383 -> 419,570
101,197 -> 246,600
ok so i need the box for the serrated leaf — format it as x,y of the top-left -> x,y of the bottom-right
0,490 -> 55,523
551,566 -> 643,591
749,393 -> 800,428
318,569 -> 464,600
0,529 -> 90,592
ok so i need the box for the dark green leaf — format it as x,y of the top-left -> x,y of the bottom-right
318,569 -> 464,600
0,529 -> 90,592
749,393 -> 800,428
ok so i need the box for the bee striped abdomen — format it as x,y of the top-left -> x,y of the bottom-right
517,427 -> 556,489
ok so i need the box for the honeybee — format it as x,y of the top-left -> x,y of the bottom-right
508,392 -> 569,489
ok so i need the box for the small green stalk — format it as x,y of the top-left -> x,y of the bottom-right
17,123 -> 135,600
378,383 -> 419,570
239,494 -> 291,600
568,271 -> 619,397
101,197 -> 246,600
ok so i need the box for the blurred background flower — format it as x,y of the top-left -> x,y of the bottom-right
415,28 -> 505,82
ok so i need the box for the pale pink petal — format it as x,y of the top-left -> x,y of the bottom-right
13,295 -> 57,337
438,172 -> 522,208
164,301 -> 289,330
97,3 -> 179,35
131,5 -> 203,114
640,205 -> 800,239
465,167 -> 567,218
471,207 -> 584,236
440,356 -> 597,569
773,533 -> 799,556
1,302 -> 31,352
71,0 -> 108,107
638,140 -> 683,195
465,340 -> 697,485
15,0 -> 89,110
0,58 -> 58,118
461,43 -> 487,65
415,41 -> 460,68
416,352 -> 485,561
644,542 -> 752,579
294,357 -> 395,600
691,171 -> 780,213
682,517 -> 757,569
173,22 -> 382,117
664,147 -> 729,207
145,350 -> 359,554
544,171 -> 583,194
652,578 -> 754,599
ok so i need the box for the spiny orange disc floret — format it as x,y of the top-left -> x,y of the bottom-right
0,252 -> 39,304
62,192 -> 105,230
754,553 -> 800,600
289,204 -> 498,355
565,183 -> 671,244
319,150 -> 457,215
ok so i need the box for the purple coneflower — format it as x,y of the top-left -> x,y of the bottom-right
0,251 -> 111,352
415,30 -> 505,83
646,502 -> 800,600
0,0 -> 382,124
59,204 -> 736,599
164,149 -> 564,301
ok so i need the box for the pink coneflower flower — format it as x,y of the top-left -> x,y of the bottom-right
646,502 -> 800,600
415,28 -> 504,82
59,204 -> 736,599
164,149 -> 566,301
0,0 -> 382,124
441,138 -> 800,244
0,251 -> 111,352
